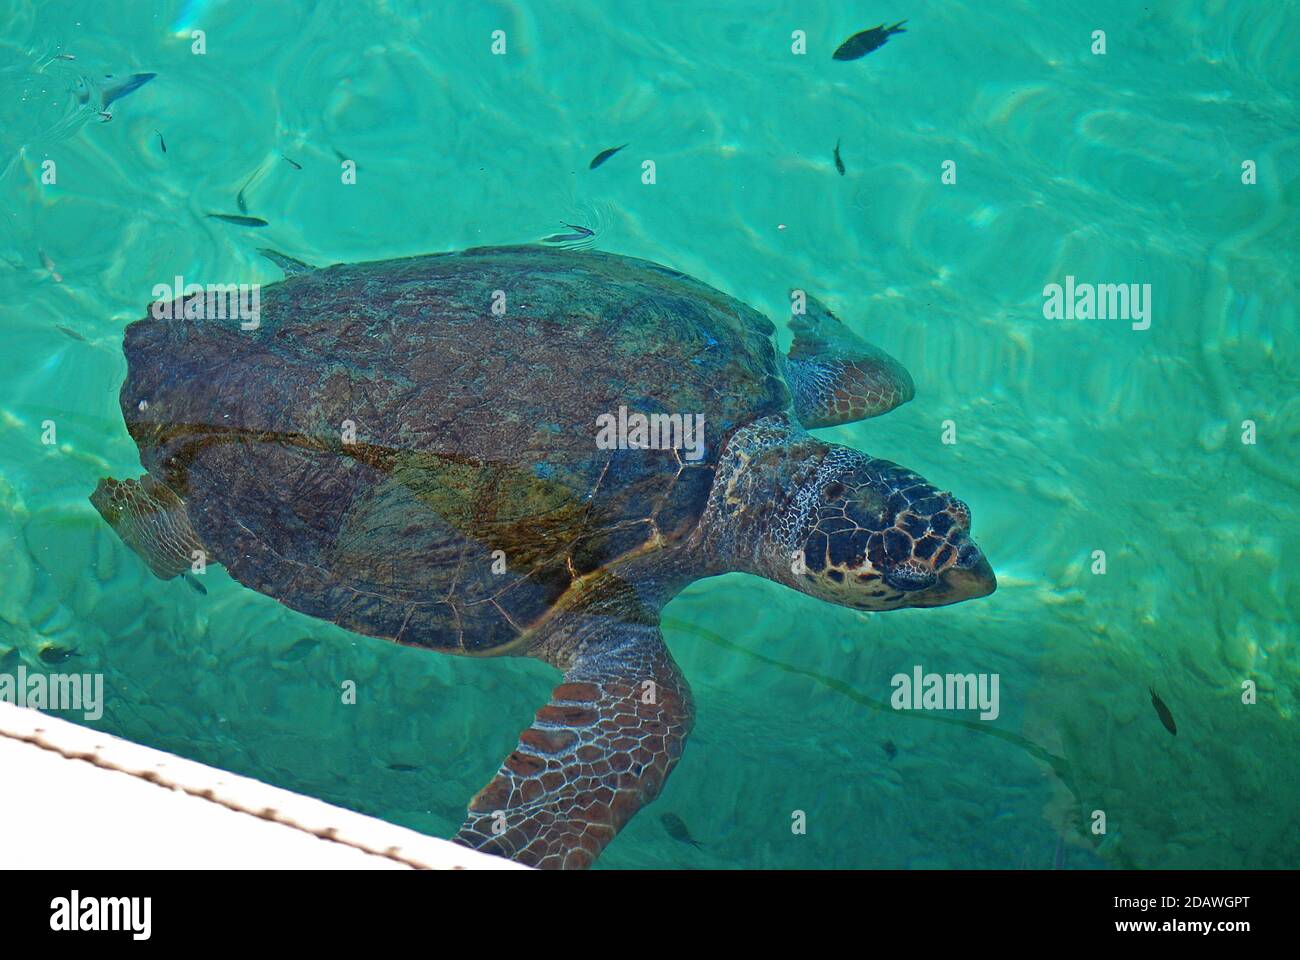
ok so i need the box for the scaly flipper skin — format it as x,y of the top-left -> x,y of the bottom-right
89,476 -> 204,580
782,292 -> 915,428
454,622 -> 692,869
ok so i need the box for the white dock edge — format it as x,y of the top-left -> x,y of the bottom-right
0,701 -> 527,870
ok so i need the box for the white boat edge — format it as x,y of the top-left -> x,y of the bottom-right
0,700 -> 529,870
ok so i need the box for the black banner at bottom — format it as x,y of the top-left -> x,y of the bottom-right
1,868 -> 1283,946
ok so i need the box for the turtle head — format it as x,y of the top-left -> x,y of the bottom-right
705,417 -> 995,611
783,445 -> 996,610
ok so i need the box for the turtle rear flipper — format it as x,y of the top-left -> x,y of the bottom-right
454,620 -> 693,869
90,476 -> 205,581
783,291 -> 915,428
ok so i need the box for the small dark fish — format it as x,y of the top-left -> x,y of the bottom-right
155,130 -> 166,153
834,138 -> 845,175
39,250 -> 63,283
235,171 -> 258,214
332,148 -> 359,173
55,325 -> 85,342
387,763 -> 419,772
97,111 -> 113,123
55,53 -> 76,61
207,213 -> 269,227
100,71 -> 155,110
282,154 -> 302,170
588,144 -> 627,170
236,161 -> 272,214
832,21 -> 907,61
39,645 -> 80,665
882,739 -> 897,760
542,223 -> 596,245
1149,687 -> 1177,736
182,572 -> 207,595
659,813 -> 703,850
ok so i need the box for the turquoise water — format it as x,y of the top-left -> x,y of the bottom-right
1,0 -> 1297,869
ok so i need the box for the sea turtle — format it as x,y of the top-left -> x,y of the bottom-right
91,245 -> 995,869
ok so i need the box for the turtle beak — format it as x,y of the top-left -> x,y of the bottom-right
920,548 -> 996,607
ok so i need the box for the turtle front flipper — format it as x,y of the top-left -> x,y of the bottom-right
783,291 -> 915,428
90,476 -> 205,581
453,623 -> 693,869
